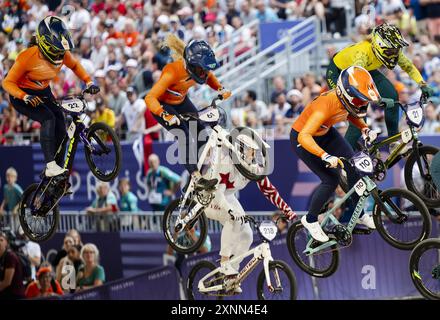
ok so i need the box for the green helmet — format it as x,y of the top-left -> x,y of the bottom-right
371,23 -> 409,69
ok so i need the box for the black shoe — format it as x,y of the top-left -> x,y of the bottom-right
194,178 -> 218,191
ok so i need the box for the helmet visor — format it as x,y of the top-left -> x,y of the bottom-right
40,37 -> 66,62
382,48 -> 400,56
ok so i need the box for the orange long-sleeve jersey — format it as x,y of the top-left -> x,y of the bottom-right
2,46 -> 92,100
292,90 -> 368,158
145,59 -> 222,116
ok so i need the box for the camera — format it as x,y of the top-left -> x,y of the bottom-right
0,227 -> 26,252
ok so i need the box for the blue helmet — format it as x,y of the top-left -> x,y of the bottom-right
183,40 -> 218,84
36,16 -> 74,65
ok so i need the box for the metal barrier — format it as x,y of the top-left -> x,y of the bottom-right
0,211 -> 305,233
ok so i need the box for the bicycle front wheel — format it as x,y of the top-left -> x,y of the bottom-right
19,183 -> 59,242
404,145 -> 440,208
163,198 -> 208,254
286,220 -> 339,278
84,122 -> 122,182
257,260 -> 297,300
186,260 -> 223,300
409,238 -> 440,300
373,188 -> 431,250
229,126 -> 270,181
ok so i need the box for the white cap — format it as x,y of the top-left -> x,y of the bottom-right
157,15 -> 170,25
170,15 -> 179,23
106,64 -> 122,73
94,69 -> 105,78
287,89 -> 303,100
126,59 -> 138,68
422,43 -> 439,56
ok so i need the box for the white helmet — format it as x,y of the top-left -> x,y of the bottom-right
235,134 -> 260,164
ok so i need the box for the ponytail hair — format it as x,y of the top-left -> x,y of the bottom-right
162,34 -> 186,61
28,35 -> 38,48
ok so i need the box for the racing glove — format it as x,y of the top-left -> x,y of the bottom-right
84,82 -> 100,94
420,81 -> 435,98
218,87 -> 232,100
23,95 -> 43,107
321,153 -> 343,169
160,110 -> 180,126
361,127 -> 377,143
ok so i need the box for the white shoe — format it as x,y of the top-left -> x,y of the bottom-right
301,215 -> 329,242
45,161 -> 67,177
357,214 -> 376,229
219,261 -> 238,276
234,285 -> 242,294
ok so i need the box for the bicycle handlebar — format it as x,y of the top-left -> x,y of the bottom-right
178,95 -> 224,121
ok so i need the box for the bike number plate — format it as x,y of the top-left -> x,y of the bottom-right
199,107 -> 219,123
401,128 -> 412,143
407,106 -> 424,126
258,221 -> 278,241
67,121 -> 76,139
61,98 -> 85,114
353,153 -> 374,174
354,179 -> 367,196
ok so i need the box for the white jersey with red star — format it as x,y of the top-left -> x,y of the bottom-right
215,148 -> 250,195
203,147 -> 295,218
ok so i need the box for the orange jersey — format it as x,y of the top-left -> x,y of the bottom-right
144,60 -> 222,116
2,46 -> 91,100
292,90 -> 368,158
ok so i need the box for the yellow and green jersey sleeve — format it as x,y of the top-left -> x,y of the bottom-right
333,40 -> 424,84
333,41 -> 383,71
397,52 -> 424,84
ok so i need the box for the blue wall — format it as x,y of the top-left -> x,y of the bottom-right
1,136 -> 439,212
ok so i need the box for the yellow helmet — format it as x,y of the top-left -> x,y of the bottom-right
371,23 -> 409,69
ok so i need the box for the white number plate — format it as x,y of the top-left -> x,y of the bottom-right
354,179 -> 367,196
353,153 -> 374,174
401,128 -> 412,143
198,107 -> 219,123
61,98 -> 85,113
407,106 -> 424,126
258,221 -> 278,241
67,121 -> 76,139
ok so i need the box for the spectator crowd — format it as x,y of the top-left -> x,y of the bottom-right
0,227 -> 105,299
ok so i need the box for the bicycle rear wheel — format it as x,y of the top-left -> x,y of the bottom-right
257,260 -> 297,300
19,183 -> 59,242
84,122 -> 121,182
286,220 -> 339,278
373,188 -> 431,250
404,145 -> 440,208
186,261 -> 223,300
409,238 -> 440,300
163,198 -> 208,254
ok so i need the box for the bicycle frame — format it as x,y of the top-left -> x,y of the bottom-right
368,126 -> 419,170
303,176 -> 378,255
177,124 -> 237,224
197,241 -> 275,294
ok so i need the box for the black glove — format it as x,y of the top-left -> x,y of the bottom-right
84,83 -> 100,94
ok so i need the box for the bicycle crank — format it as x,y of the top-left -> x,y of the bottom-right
328,224 -> 352,247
